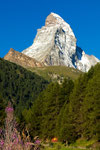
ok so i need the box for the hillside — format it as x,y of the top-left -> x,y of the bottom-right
23,63 -> 100,146
29,66 -> 82,82
0,58 -> 48,124
0,57 -> 99,149
4,49 -> 82,82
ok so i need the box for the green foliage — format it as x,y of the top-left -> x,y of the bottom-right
23,79 -> 74,139
0,58 -> 48,121
0,57 -> 100,145
58,64 -> 100,143
23,63 -> 100,144
0,94 -> 6,128
82,68 -> 100,140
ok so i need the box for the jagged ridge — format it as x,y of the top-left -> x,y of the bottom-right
22,12 -> 99,72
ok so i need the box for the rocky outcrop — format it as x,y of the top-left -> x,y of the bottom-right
4,48 -> 43,68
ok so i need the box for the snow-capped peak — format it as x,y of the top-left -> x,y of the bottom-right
22,12 -> 99,72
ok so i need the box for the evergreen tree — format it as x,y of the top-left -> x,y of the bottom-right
82,72 -> 100,140
0,58 -> 48,121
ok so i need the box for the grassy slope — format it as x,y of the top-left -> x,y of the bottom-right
29,66 -> 82,81
3,55 -> 82,81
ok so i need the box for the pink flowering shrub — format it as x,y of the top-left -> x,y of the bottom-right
0,139 -> 4,148
5,107 -> 14,113
34,139 -> 41,145
0,102 -> 33,150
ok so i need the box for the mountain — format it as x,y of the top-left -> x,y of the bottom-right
22,12 -> 100,72
4,49 -> 82,83
4,48 -> 43,68
22,13 -> 76,67
4,49 -> 82,82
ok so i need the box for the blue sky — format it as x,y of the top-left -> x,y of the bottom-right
0,0 -> 100,59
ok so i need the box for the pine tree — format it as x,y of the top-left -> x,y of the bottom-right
82,73 -> 100,140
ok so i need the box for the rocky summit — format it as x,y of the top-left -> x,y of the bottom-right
4,48 -> 43,68
14,13 -> 100,72
22,13 -> 100,72
22,13 -> 77,69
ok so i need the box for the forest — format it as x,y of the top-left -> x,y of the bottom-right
0,58 -> 100,149
0,58 -> 48,125
23,63 -> 100,143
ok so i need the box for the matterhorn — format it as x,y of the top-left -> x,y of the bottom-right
22,13 -> 99,72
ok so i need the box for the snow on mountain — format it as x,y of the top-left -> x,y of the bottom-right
74,47 -> 100,72
22,12 -> 99,72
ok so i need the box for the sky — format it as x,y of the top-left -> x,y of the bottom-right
0,0 -> 100,59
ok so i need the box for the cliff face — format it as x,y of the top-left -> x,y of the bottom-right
22,13 -> 77,68
4,13 -> 99,72
22,12 -> 99,72
73,46 -> 100,72
4,48 -> 43,68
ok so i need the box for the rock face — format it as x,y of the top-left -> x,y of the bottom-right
4,48 -> 43,68
22,13 -> 76,67
73,46 -> 100,72
21,12 -> 99,72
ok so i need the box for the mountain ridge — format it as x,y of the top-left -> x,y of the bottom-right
22,12 -> 99,72
4,48 -> 43,68
4,12 -> 100,72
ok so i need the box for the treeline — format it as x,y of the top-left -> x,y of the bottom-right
23,63 -> 100,143
0,58 -> 48,127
